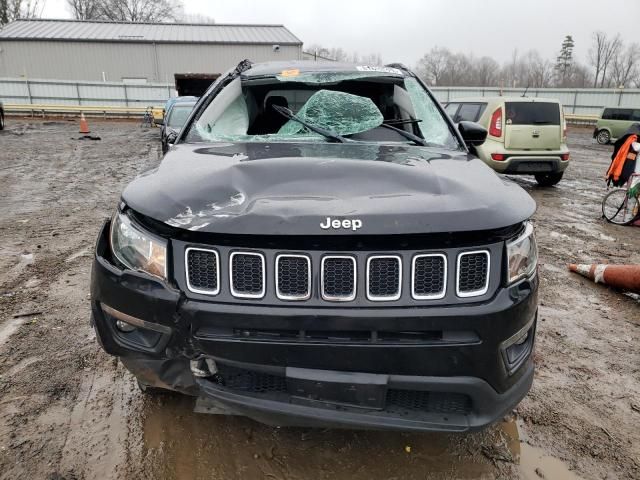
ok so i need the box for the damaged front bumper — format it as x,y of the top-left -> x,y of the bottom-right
91,220 -> 537,432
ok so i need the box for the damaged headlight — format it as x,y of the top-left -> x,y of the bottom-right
506,221 -> 537,284
110,211 -> 167,279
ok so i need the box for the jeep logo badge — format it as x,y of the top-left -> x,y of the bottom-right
320,217 -> 363,231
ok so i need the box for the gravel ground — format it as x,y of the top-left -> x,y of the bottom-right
0,119 -> 638,480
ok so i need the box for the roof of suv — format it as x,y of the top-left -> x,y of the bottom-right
244,61 -> 408,77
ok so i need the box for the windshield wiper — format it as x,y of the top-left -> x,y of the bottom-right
271,105 -> 348,143
383,119 -> 422,126
379,122 -> 428,146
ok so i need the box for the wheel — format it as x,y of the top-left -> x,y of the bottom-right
534,172 -> 564,187
596,129 -> 610,145
602,189 -> 639,225
0,111 -> 4,131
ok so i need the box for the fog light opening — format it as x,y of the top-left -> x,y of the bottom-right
116,319 -> 137,333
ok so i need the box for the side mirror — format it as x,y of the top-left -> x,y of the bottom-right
166,131 -> 178,145
458,121 -> 487,147
155,118 -> 164,126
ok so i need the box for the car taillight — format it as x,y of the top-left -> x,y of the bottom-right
489,108 -> 502,137
561,153 -> 570,161
491,153 -> 506,161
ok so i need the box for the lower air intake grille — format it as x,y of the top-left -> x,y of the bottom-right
367,256 -> 401,300
322,256 -> 356,301
217,365 -> 287,394
230,252 -> 265,298
386,390 -> 472,415
276,255 -> 311,300
457,251 -> 489,297
412,254 -> 446,299
185,248 -> 219,294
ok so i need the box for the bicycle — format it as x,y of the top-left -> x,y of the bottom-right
602,173 -> 640,225
140,106 -> 154,128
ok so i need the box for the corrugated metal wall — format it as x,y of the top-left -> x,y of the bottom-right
0,40 -> 301,82
0,77 -> 173,106
430,87 -> 640,115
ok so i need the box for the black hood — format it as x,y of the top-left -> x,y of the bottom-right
122,142 -> 536,235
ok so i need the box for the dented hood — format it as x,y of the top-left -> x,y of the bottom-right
122,142 -> 536,235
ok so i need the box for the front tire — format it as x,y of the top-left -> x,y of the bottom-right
596,129 -> 610,145
535,172 -> 564,187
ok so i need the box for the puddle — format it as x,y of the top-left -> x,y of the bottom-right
501,419 -> 584,480
141,395 -> 499,479
139,394 -> 583,480
0,318 -> 26,347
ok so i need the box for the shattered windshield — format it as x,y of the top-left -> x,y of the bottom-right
184,69 -> 461,150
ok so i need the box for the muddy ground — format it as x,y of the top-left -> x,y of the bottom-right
0,120 -> 638,480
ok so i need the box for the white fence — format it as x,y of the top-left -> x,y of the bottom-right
430,87 -> 640,116
1,77 -> 639,116
0,77 -> 174,107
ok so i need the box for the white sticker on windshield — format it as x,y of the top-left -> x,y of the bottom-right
356,65 -> 403,75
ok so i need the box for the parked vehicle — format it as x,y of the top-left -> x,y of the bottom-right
445,97 -> 570,186
0,100 -> 5,130
159,96 -> 198,128
90,60 -> 538,432
158,100 -> 196,153
594,107 -> 640,145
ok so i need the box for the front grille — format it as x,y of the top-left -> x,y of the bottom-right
367,256 -> 401,301
230,252 -> 265,298
321,256 -> 356,301
276,254 -> 311,300
184,245 -> 494,303
457,250 -> 490,297
412,254 -> 446,299
185,248 -> 219,294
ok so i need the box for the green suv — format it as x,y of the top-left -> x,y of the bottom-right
445,97 -> 570,186
594,107 -> 640,145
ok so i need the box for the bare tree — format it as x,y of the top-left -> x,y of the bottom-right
66,0 -> 100,19
610,43 -> 640,88
473,56 -> 500,86
178,12 -> 215,23
589,32 -> 622,87
97,0 -> 182,22
416,47 -> 450,86
1,0 -> 43,25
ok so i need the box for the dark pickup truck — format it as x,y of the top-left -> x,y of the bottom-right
90,60 -> 538,432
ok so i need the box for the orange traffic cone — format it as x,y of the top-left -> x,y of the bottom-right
568,263 -> 640,293
79,113 -> 90,134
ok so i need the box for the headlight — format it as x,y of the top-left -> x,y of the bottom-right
506,221 -> 537,284
110,211 -> 167,279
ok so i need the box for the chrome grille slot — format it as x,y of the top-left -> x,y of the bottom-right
230,252 -> 265,298
367,255 -> 401,301
276,254 -> 311,300
412,254 -> 446,300
321,256 -> 356,301
185,247 -> 220,295
457,250 -> 490,297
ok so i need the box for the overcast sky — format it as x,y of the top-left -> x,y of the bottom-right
42,0 -> 639,67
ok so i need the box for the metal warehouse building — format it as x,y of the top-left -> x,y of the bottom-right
0,19 -> 303,86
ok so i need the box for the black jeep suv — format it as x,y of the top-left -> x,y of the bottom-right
90,60 -> 538,432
